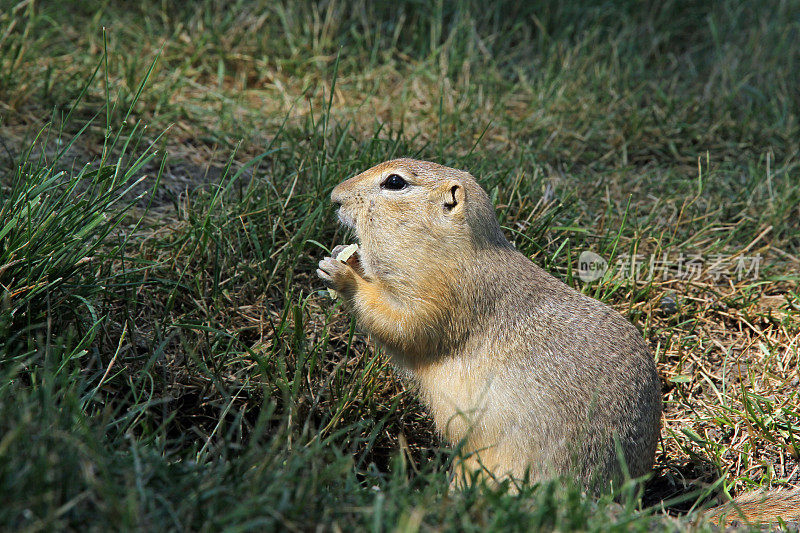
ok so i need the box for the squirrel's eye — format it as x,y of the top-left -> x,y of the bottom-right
381,174 -> 407,190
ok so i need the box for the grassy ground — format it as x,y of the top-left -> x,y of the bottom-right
1,0 -> 799,530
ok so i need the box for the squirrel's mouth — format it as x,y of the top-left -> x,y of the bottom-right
336,206 -> 362,248
336,207 -> 356,231
335,207 -> 369,274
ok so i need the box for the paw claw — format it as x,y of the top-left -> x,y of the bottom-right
316,268 -> 333,286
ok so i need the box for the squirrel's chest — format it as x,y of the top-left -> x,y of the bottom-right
413,358 -> 504,443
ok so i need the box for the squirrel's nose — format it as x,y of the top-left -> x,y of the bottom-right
331,185 -> 343,205
331,179 -> 352,205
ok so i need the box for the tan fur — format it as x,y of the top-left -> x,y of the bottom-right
316,158 -> 799,523
703,489 -> 800,526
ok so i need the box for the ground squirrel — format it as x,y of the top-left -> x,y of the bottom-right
317,158 -> 800,524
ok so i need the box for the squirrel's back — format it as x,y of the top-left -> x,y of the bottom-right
415,245 -> 661,487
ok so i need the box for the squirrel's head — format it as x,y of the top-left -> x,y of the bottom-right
331,158 -> 508,281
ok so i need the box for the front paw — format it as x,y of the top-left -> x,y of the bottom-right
317,256 -> 357,296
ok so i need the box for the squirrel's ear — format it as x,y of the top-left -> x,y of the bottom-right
442,180 -> 465,215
